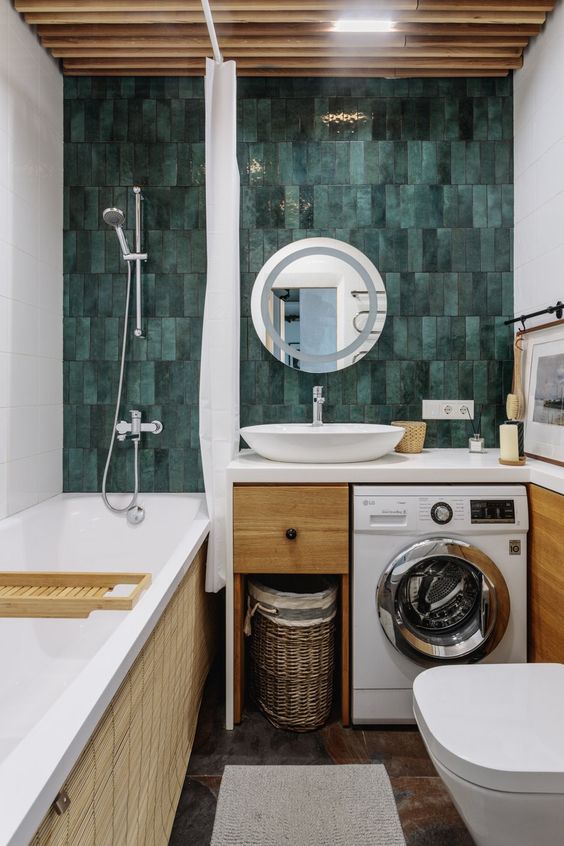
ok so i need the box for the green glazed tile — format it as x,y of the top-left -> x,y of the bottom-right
466,229 -> 481,273
429,360 -> 444,397
444,360 -> 459,398
487,185 -> 502,228
385,361 -> 401,404
415,273 -> 431,315
494,228 -> 511,271
472,273 -> 488,316
349,142 -> 364,185
466,316 -> 481,360
465,141 -> 481,185
487,98 -> 503,141
421,316 -> 437,360
161,318 -> 176,361
451,142 -> 466,184
480,317 -> 495,361
407,229 -> 423,272
479,142 -> 495,184
392,316 -> 408,358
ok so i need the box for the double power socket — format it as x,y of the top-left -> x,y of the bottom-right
422,399 -> 475,421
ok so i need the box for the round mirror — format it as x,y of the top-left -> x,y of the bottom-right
250,238 -> 387,373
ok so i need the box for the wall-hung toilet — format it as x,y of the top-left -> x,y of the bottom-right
413,664 -> 564,846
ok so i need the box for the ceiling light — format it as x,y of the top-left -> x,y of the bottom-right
333,19 -> 395,32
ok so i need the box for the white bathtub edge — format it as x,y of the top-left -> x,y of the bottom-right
0,500 -> 210,846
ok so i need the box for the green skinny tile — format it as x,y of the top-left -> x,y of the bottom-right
422,316 -> 437,360
161,318 -> 177,361
466,316 -> 481,360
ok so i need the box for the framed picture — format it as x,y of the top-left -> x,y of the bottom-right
522,319 -> 564,466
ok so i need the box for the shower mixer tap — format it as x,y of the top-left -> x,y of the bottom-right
124,251 -> 148,262
116,410 -> 163,442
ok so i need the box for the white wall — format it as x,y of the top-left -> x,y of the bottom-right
0,0 -> 63,517
514,0 -> 564,324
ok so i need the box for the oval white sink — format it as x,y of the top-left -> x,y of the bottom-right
240,423 -> 405,464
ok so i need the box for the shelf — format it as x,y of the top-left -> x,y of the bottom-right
0,571 -> 151,618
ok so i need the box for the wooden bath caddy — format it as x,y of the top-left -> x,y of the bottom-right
0,571 -> 151,618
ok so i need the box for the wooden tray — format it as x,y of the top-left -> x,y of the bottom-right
0,571 -> 151,618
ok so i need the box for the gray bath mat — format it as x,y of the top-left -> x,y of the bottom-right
210,764 -> 406,846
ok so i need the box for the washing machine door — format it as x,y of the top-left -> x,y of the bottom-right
377,537 -> 510,665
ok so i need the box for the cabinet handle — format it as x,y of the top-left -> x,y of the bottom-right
285,528 -> 298,540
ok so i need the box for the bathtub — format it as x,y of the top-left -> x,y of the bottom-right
0,493 -> 211,846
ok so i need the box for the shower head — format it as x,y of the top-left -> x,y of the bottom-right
102,207 -> 131,258
102,207 -> 125,227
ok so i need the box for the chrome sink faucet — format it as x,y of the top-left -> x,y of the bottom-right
116,409 -> 163,442
312,386 -> 325,426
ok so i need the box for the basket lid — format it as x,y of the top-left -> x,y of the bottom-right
248,576 -> 337,627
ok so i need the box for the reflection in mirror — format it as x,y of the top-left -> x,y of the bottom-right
251,238 -> 387,373
270,287 -> 338,373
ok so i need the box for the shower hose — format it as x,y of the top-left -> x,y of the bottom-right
101,262 -> 140,514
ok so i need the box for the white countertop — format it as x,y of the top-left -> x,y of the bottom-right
227,448 -> 564,495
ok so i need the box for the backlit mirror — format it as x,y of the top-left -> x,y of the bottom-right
250,238 -> 387,373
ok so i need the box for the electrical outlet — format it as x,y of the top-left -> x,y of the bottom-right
422,400 -> 475,420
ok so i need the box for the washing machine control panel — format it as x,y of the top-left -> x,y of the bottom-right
430,502 -> 453,524
354,486 -> 528,534
470,499 -> 516,523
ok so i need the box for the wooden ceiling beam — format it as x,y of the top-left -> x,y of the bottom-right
65,67 -> 511,77
42,33 -> 528,52
62,56 -> 522,70
43,36 -> 407,49
22,11 -> 548,25
35,22 -> 543,37
17,0 -> 417,9
406,35 -> 528,46
42,35 -> 529,49
16,0 -> 553,9
51,46 -> 522,59
419,0 -> 552,8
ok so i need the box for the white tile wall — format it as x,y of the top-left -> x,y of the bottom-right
514,2 -> 564,322
0,0 -> 63,518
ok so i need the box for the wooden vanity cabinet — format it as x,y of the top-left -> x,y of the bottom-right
233,483 -> 350,725
528,484 -> 564,662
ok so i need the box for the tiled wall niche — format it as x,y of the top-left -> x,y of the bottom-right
64,76 -> 514,492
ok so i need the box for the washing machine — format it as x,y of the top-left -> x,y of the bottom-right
352,485 -> 528,724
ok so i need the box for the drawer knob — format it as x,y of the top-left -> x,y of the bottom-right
285,528 -> 298,540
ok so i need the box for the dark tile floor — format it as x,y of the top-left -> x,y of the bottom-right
169,663 -> 475,845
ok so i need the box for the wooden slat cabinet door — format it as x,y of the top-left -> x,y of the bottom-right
528,484 -> 564,662
233,484 -> 349,573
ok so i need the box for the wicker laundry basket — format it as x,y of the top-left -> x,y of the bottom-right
246,575 -> 338,732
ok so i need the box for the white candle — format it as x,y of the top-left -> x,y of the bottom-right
499,424 -> 519,462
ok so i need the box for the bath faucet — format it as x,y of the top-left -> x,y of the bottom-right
312,386 -> 325,426
116,409 -> 163,442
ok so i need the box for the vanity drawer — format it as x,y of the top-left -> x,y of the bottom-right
233,484 -> 349,573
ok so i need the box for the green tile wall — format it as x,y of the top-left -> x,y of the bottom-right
238,76 -> 514,450
64,77 -> 206,492
64,75 -> 513,492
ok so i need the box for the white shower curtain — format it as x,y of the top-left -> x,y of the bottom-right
199,58 -> 240,592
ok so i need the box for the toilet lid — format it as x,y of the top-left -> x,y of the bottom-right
413,663 -> 564,794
